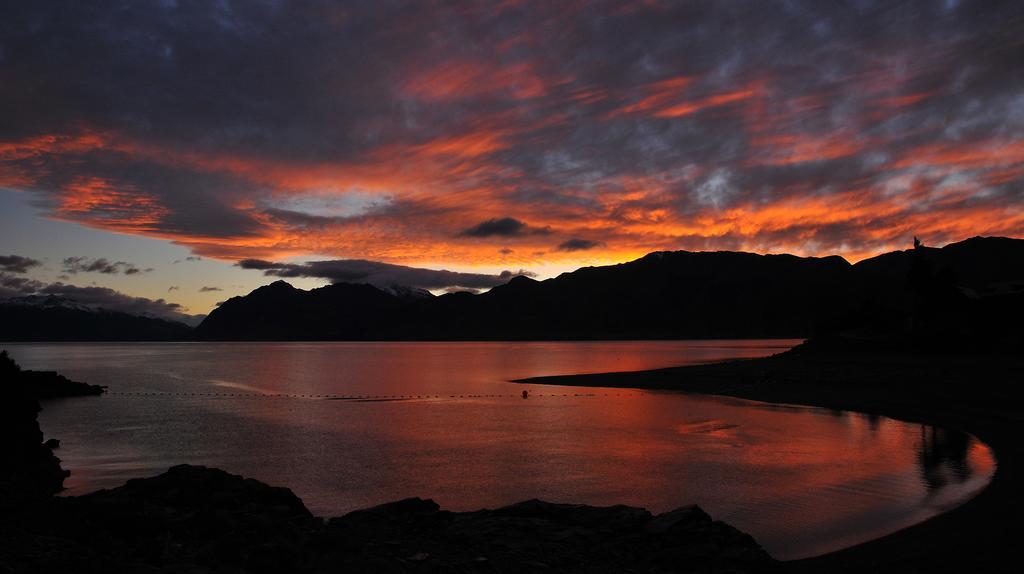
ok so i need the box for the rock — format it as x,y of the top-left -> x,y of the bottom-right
646,505 -> 711,534
20,369 -> 106,399
316,495 -> 779,573
0,464 -> 780,573
0,351 -> 71,506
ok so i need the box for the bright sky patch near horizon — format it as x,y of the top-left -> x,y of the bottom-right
1,0 -> 1022,317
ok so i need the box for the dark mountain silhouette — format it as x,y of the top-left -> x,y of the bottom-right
0,296 -> 193,341
194,237 -> 1024,341
196,251 -> 857,340
853,236 -> 1024,288
397,251 -> 856,339
195,281 -> 407,340
825,236 -> 1024,350
4,236 -> 1019,342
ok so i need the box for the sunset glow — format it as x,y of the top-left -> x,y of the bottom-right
1,1 -> 1022,313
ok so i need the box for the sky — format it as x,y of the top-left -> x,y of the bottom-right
1,0 -> 1023,319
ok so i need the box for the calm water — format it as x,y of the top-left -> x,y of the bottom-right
6,341 -> 994,560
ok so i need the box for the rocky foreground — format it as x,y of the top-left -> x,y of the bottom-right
0,350 -> 104,503
1,350 -> 778,573
2,465 -> 779,573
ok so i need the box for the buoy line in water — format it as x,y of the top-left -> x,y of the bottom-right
99,391 -> 641,401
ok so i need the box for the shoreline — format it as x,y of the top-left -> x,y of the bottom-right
8,345 -> 1019,571
514,348 -> 1024,572
2,347 -> 785,572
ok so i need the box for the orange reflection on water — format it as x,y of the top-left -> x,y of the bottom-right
26,341 -> 994,561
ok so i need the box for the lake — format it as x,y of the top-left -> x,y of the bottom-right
5,341 -> 994,560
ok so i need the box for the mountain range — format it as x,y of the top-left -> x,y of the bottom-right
0,295 -> 193,341
195,236 -> 1024,342
3,237 -> 1022,342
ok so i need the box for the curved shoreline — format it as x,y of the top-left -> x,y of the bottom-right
514,349 -> 1023,572
8,346 -> 1019,571
652,391 -> 997,562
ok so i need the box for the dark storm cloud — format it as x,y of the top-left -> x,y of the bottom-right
0,255 -> 41,274
459,217 -> 551,238
62,257 -> 147,275
556,239 -> 603,252
237,259 -> 535,290
0,0 -> 1022,260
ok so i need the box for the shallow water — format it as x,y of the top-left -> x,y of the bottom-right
6,341 -> 994,560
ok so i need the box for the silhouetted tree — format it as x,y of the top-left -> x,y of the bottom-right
906,237 -> 968,348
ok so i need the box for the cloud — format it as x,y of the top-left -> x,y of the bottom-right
0,1 -> 1021,264
498,269 -> 537,279
0,275 -> 201,325
459,217 -> 551,238
173,256 -> 203,264
237,258 -> 535,290
0,271 -> 45,298
33,283 -> 200,325
0,255 -> 41,274
168,286 -> 179,291
199,286 -> 222,292
442,286 -> 481,295
556,239 -> 604,252
62,256 -> 147,275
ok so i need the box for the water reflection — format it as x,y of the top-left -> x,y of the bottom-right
918,426 -> 972,491
6,341 -> 996,561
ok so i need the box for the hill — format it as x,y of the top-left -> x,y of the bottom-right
0,296 -> 194,341
198,237 -> 1024,341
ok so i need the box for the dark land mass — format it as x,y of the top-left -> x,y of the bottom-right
3,236 -> 1022,342
0,296 -> 193,341
195,236 -> 1024,341
2,465 -> 778,573
0,351 -> 776,573
516,345 -> 1024,573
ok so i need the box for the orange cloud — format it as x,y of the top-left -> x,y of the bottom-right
605,76 -> 693,118
751,133 -> 865,165
403,59 -> 553,102
2,89 -> 1022,271
605,77 -> 763,120
56,176 -> 169,234
870,90 -> 937,108
895,139 -> 1024,171
653,86 -> 761,119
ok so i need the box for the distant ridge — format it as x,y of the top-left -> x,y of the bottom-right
194,236 -> 1024,341
3,236 -> 1019,342
0,296 -> 193,341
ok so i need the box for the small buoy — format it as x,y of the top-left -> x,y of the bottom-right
522,390 -> 529,399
